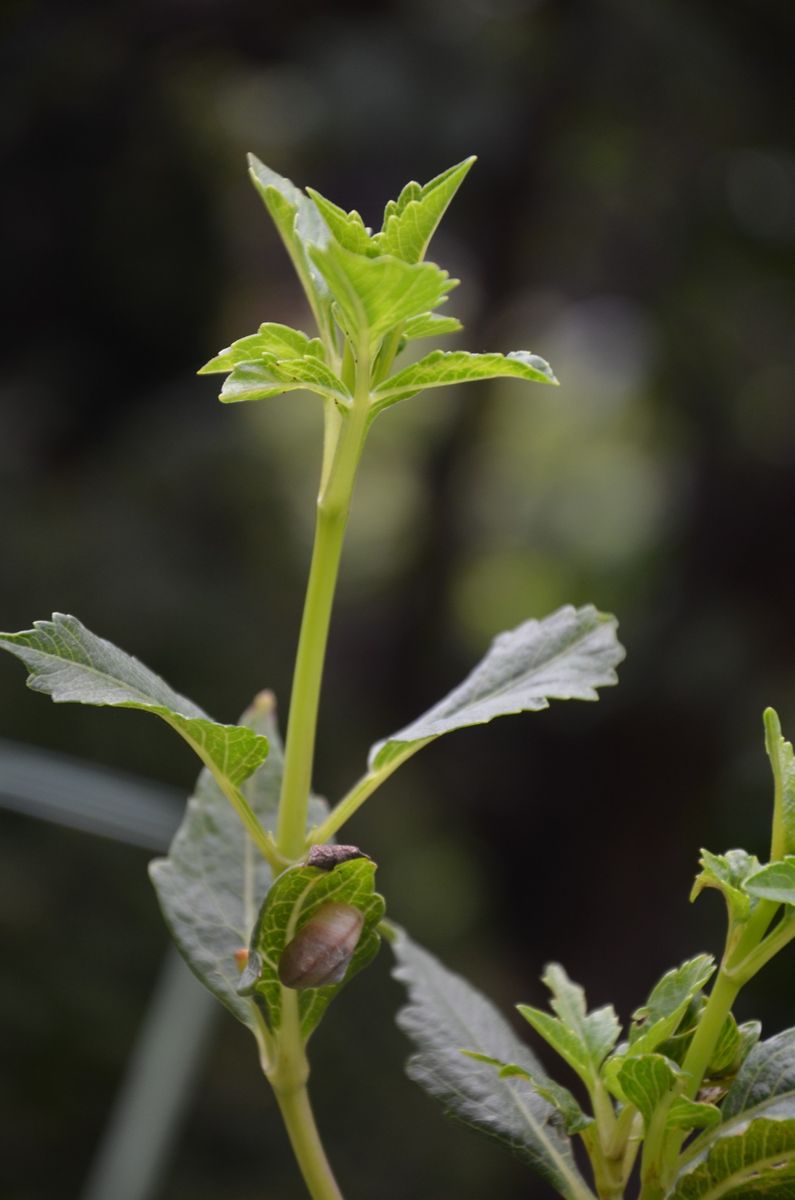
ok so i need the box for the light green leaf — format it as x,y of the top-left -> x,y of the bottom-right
463,1053 -> 593,1135
616,1054 -> 683,1127
369,605 -> 624,771
666,1097 -> 722,1133
518,1006 -> 595,1088
744,858 -> 795,906
691,849 -> 761,922
199,323 -> 325,374
308,239 -> 456,347
218,356 -> 352,407
374,157 -> 476,263
305,188 -> 376,257
247,155 -> 331,326
0,614 -> 268,791
240,857 -> 384,1042
543,965 -> 621,1069
149,693 -> 325,1030
765,708 -> 795,859
391,927 -> 595,1200
372,348 -> 558,411
628,955 -> 716,1057
517,964 -> 620,1089
669,1117 -> 795,1198
401,311 -> 464,341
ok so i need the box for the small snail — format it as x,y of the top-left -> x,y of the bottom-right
278,901 -> 364,989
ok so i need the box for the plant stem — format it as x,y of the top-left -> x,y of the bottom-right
277,504 -> 349,859
275,1085 -> 343,1200
277,347 -> 371,860
729,911 -> 795,982
271,993 -> 343,1200
656,902 -> 779,1186
679,968 -> 741,1103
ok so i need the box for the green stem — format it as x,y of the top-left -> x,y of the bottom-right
277,346 -> 371,860
657,902 -> 778,1185
275,1086 -> 343,1200
729,911 -> 795,981
270,993 -> 343,1200
679,969 -> 741,1103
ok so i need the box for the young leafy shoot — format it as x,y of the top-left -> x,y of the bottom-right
518,964 -> 620,1094
203,155 -> 557,438
690,849 -> 762,923
0,614 -> 274,860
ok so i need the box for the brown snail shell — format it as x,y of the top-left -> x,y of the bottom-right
278,901 -> 365,990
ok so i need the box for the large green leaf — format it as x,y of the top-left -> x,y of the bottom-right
721,1028 -> 795,1122
765,708 -> 795,858
372,348 -> 558,411
0,614 -> 268,790
374,157 -> 476,263
240,857 -> 384,1042
391,927 -> 595,1200
668,1117 -> 795,1198
518,964 -> 620,1089
308,239 -> 456,348
672,1030 -> 795,1195
149,692 -> 311,1029
744,858 -> 795,906
369,605 -> 624,771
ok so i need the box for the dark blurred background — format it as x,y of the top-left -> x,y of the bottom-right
1,0 -> 794,1196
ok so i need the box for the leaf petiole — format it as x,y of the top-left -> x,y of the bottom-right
307,739 -> 432,846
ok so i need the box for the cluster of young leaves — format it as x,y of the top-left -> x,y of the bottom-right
199,155 -> 557,415
391,710 -> 795,1199
693,710 -> 795,918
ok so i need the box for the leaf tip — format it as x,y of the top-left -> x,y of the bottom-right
252,689 -> 277,715
764,706 -> 782,741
